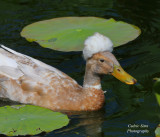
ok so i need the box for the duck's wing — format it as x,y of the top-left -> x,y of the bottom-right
0,45 -> 68,78
0,45 -> 80,90
0,45 -> 82,106
0,50 -> 23,79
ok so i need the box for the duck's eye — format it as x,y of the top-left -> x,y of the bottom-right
99,59 -> 104,63
117,69 -> 121,72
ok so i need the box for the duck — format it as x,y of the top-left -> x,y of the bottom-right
0,32 -> 136,111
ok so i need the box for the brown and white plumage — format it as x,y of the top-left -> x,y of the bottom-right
0,45 -> 105,111
0,33 -> 136,111
0,45 -> 86,110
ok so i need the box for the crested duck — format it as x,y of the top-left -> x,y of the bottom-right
0,32 -> 136,111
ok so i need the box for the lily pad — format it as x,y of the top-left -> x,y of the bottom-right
21,17 -> 141,51
0,105 -> 69,136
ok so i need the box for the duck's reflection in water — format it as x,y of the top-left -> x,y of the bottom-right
54,109 -> 106,137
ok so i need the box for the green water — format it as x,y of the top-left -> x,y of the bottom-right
0,0 -> 160,137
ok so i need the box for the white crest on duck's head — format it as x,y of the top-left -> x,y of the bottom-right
83,32 -> 113,60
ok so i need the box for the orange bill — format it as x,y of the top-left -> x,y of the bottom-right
111,65 -> 137,85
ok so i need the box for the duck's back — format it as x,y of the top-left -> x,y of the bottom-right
0,45 -> 82,110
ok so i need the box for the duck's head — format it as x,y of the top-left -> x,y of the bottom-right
83,32 -> 137,85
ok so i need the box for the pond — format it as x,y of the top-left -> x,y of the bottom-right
0,0 -> 160,137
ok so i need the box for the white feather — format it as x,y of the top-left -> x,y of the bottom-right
0,49 -> 22,79
83,32 -> 113,60
0,53 -> 18,68
0,44 -> 66,78
84,84 -> 101,90
0,66 -> 23,79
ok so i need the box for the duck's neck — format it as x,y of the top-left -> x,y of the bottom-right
83,63 -> 101,90
76,62 -> 105,111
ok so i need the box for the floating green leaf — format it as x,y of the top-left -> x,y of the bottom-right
21,17 -> 141,51
0,105 -> 69,136
153,78 -> 160,106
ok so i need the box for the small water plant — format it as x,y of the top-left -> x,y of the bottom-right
153,78 -> 160,106
153,78 -> 160,137
155,124 -> 160,137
